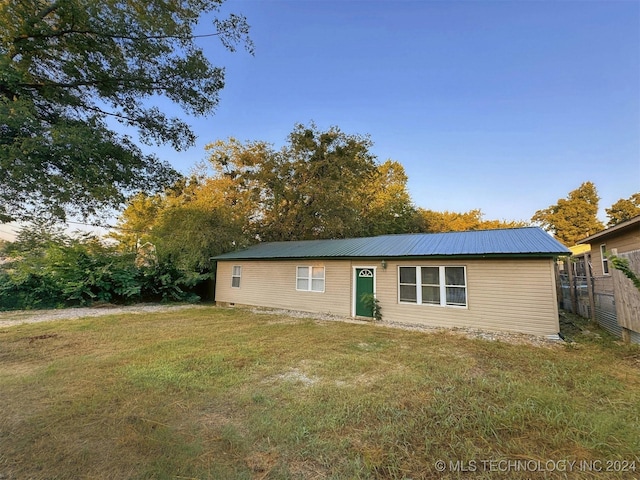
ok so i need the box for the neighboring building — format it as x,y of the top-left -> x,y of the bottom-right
214,227 -> 570,337
577,215 -> 640,277
573,215 -> 640,343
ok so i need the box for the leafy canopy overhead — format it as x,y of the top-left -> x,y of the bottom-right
0,0 -> 252,222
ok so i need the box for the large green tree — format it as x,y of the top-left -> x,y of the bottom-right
112,175 -> 251,273
204,123 -> 419,241
605,193 -> 640,226
361,160 -> 422,236
0,0 -> 252,222
532,181 -> 604,246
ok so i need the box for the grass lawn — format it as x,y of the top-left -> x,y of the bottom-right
1,306 -> 639,479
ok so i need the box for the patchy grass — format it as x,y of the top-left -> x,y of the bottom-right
0,306 -> 639,479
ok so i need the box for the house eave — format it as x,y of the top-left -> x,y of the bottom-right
214,253 -> 565,262
577,215 -> 640,245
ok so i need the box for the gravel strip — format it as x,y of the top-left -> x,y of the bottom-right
248,307 -> 563,347
0,304 -> 204,327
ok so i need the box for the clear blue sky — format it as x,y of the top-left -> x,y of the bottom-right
146,0 -> 640,222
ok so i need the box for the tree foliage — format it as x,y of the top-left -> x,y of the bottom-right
531,181 -> 604,246
605,193 -> 640,226
0,0 -> 252,222
114,123 -> 530,269
205,123 -> 421,241
417,208 -> 527,233
608,254 -> 640,292
112,175 -> 250,273
0,222 -> 203,310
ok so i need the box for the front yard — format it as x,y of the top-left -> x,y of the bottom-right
0,306 -> 638,479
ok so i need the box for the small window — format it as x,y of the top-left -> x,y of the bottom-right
297,266 -> 325,292
600,244 -> 609,275
421,267 -> 440,305
444,266 -> 466,306
231,266 -> 242,288
399,266 -> 417,303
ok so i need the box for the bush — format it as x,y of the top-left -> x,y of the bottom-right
0,225 -> 208,310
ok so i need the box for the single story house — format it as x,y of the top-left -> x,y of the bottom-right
214,227 -> 570,337
576,215 -> 640,277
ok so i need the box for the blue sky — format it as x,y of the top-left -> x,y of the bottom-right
140,0 -> 639,222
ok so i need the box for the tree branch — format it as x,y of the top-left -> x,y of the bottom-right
14,29 -> 225,43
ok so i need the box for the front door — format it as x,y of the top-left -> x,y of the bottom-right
355,268 -> 375,317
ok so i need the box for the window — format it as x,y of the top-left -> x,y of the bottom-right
231,266 -> 242,288
399,266 -> 417,303
398,266 -> 467,307
297,266 -> 325,292
600,244 -> 609,275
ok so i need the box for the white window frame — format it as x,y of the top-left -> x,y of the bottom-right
296,266 -> 325,293
600,244 -> 609,275
231,265 -> 242,288
397,266 -> 467,308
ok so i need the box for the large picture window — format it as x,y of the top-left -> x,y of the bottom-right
296,266 -> 325,292
398,266 -> 467,307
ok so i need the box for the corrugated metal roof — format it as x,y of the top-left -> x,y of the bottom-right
213,227 -> 571,260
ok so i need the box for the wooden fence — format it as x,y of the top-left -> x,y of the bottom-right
558,249 -> 640,344
611,250 -> 640,343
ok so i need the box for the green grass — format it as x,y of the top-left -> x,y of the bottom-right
1,306 -> 639,479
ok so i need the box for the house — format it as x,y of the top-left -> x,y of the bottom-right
574,215 -> 640,343
576,215 -> 640,277
214,227 -> 570,337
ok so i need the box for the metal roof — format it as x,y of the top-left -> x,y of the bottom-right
213,227 -> 571,260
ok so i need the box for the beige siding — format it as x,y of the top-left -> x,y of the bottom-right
215,260 -> 352,316
588,229 -> 640,277
376,259 -> 559,336
216,257 -> 560,336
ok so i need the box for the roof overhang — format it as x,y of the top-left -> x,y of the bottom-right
577,215 -> 640,245
214,253 -> 565,262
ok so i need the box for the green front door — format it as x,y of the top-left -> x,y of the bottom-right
355,268 -> 375,317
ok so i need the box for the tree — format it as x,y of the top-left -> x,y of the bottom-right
108,193 -> 165,253
204,123 -> 424,241
113,175 -> 251,273
531,181 -> 604,246
274,123 -> 379,240
361,160 -> 422,236
417,208 -> 527,233
0,0 -> 252,222
1,221 -> 206,309
605,193 -> 640,226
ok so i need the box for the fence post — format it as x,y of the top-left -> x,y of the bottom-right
567,257 -> 577,314
585,255 -> 596,322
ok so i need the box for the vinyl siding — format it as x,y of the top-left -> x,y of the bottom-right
588,229 -> 640,277
215,260 -> 352,316
216,257 -> 560,336
376,259 -> 559,336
